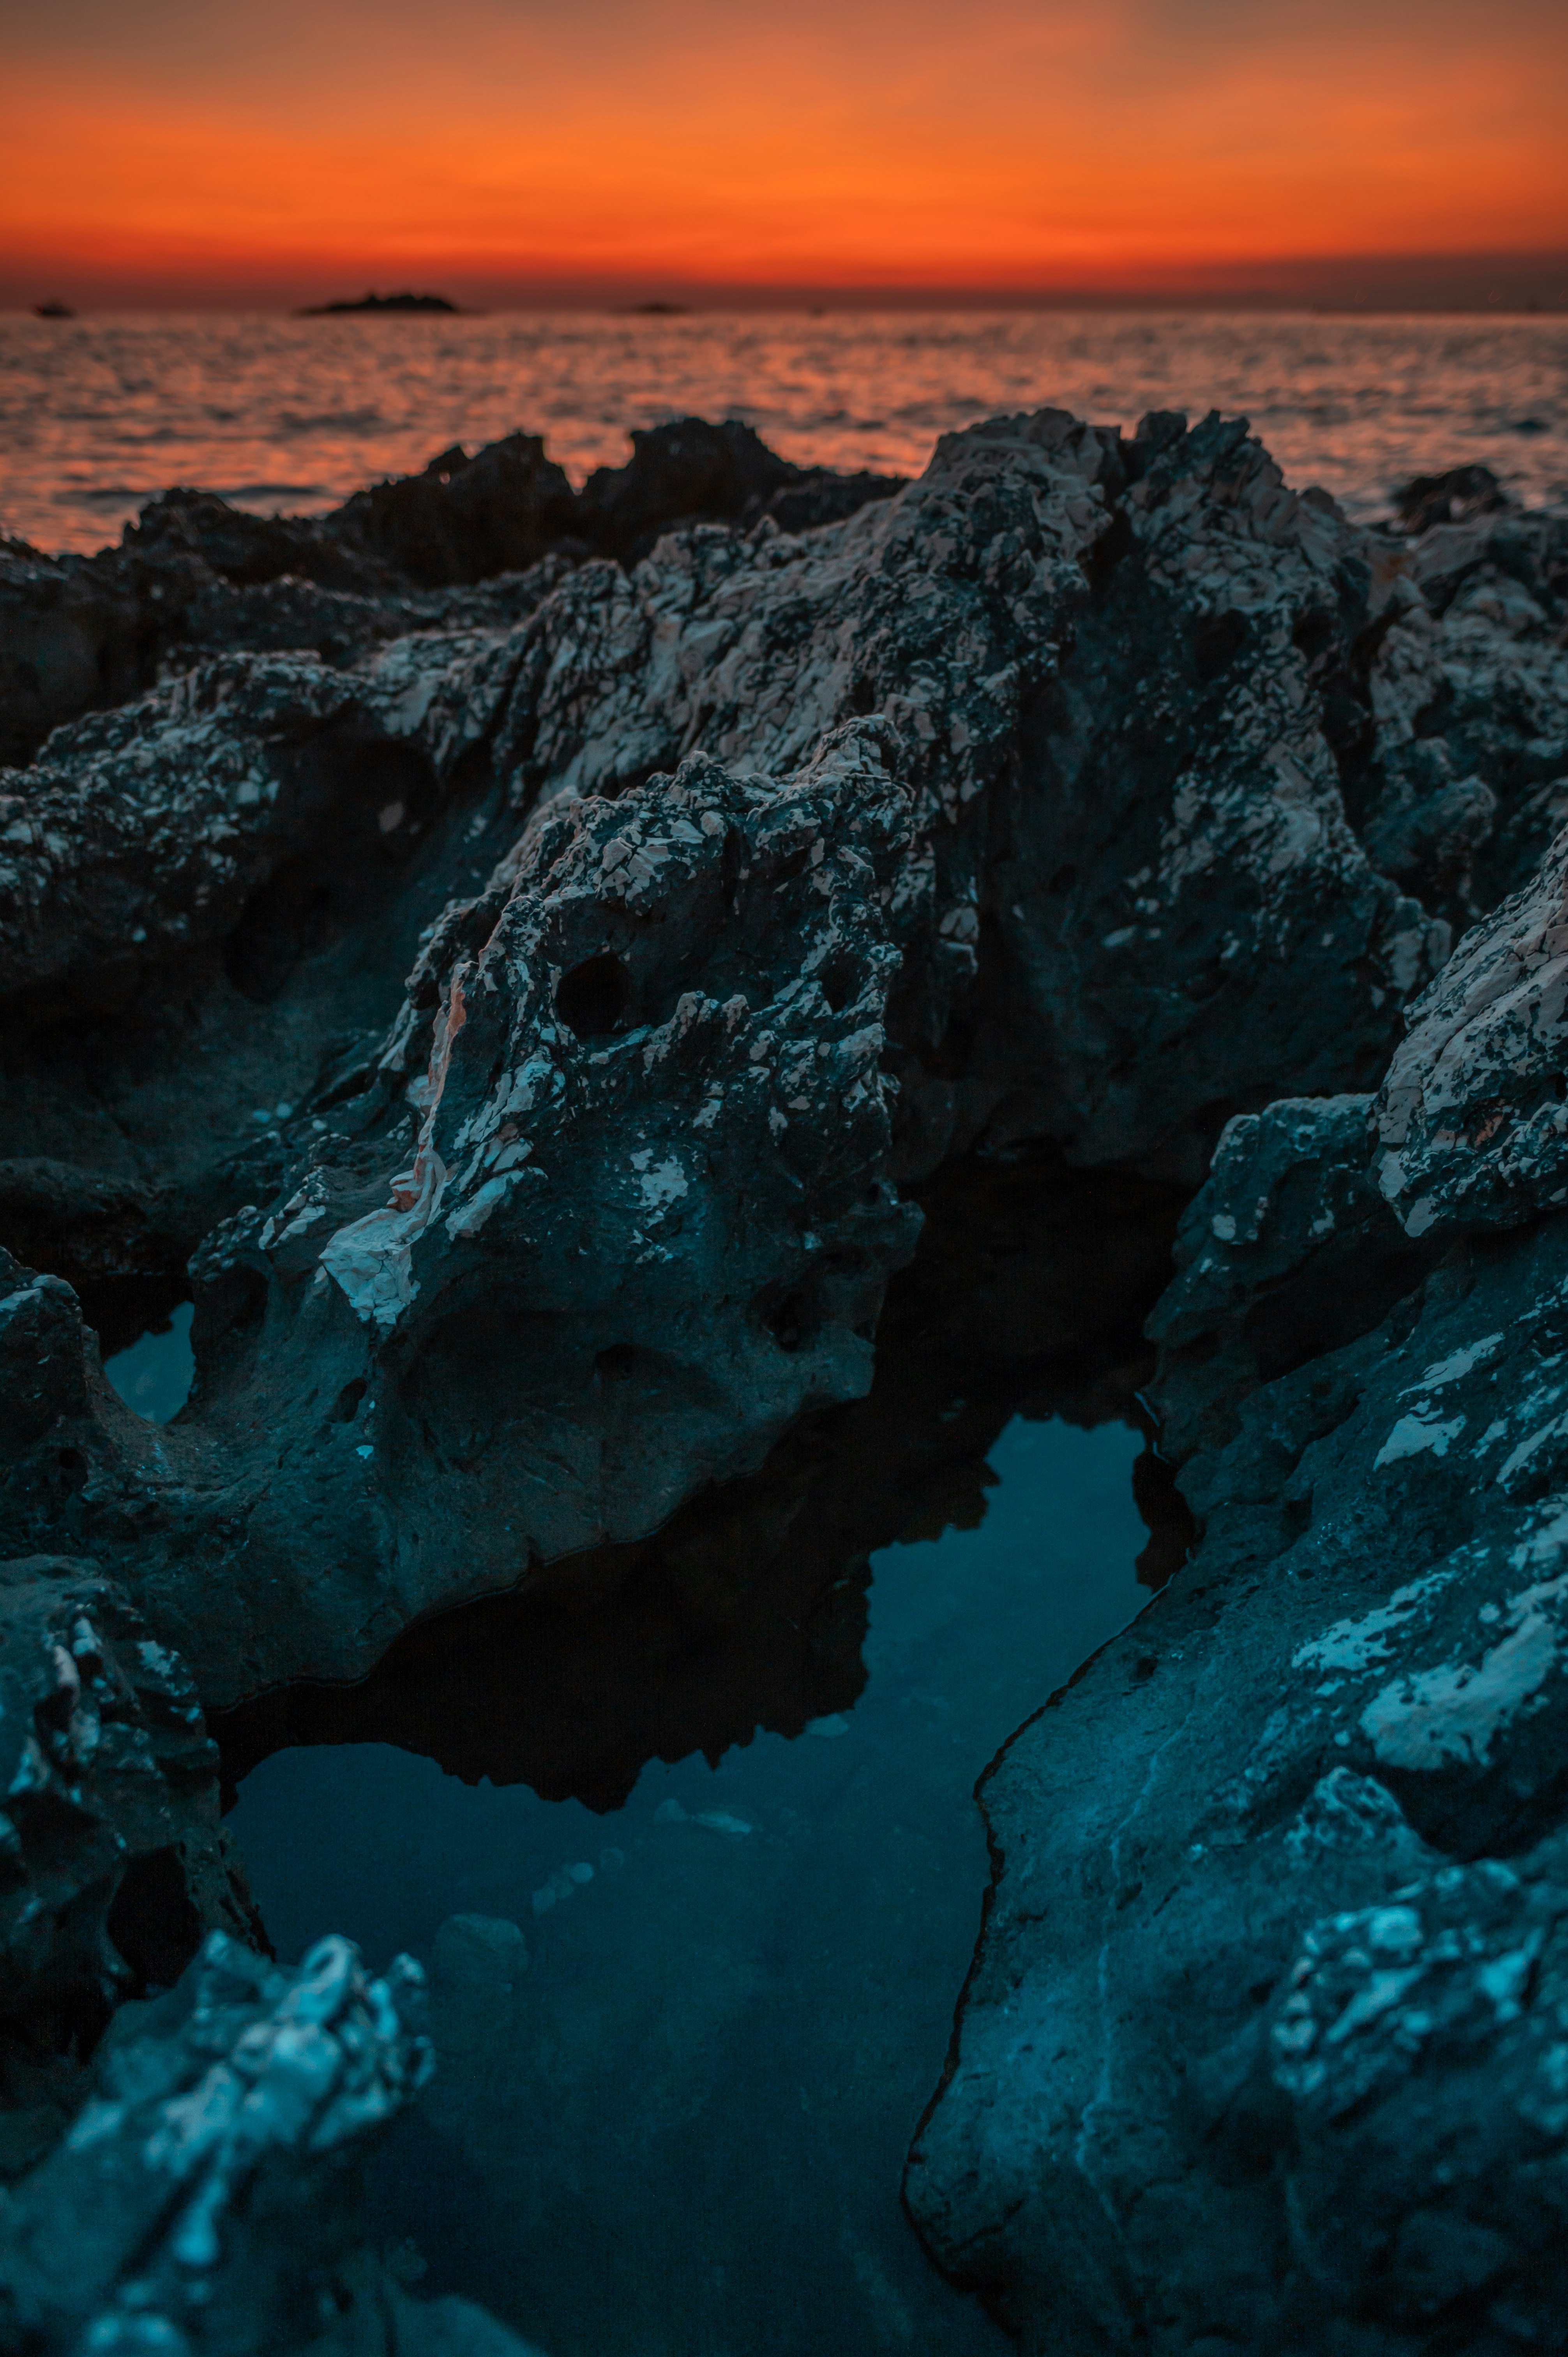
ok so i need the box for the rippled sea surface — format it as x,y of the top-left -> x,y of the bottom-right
3,310 -> 1564,554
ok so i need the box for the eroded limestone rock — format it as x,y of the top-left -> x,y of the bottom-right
0,726 -> 924,1696
1,407 -> 1564,1708
212,1145 -> 1182,1811
1377,825 -> 1568,1240
908,906 -> 1568,2353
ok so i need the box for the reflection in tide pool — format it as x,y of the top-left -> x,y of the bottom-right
230,1413 -> 1149,2356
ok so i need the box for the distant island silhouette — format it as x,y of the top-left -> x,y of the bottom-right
34,301 -> 75,319
623,300 -> 690,315
297,292 -> 468,316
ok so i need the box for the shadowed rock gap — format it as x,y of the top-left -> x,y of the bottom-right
213,1148 -> 1186,1812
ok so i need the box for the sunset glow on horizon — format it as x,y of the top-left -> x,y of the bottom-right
3,0 -> 1566,306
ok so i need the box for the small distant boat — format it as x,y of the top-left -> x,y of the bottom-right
34,300 -> 75,319
296,291 -> 466,316
624,300 -> 690,316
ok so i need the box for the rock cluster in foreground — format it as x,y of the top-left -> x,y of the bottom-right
0,410 -> 1565,2348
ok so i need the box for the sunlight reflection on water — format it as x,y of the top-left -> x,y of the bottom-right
3,310 -> 1563,551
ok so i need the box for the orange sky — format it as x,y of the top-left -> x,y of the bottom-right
2,0 -> 1566,302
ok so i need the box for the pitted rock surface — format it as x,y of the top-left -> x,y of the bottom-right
0,634 -> 528,999
0,1512 -> 260,2178
1376,823 -> 1568,1241
0,1541 -> 255,2005
493,406 -> 1455,1178
0,728 -> 923,1696
1147,1091 -> 1442,1461
0,419 -> 905,767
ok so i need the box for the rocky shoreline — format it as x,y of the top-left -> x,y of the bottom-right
1,409 -> 1565,2350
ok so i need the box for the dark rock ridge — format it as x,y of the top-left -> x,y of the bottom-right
0,420 -> 907,766
0,409 -> 1564,1708
0,405 -> 1564,2348
1395,461 -> 1515,538
906,827 -> 1568,2347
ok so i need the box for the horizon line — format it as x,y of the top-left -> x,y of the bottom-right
6,293 -> 1568,317
5,248 -> 1567,315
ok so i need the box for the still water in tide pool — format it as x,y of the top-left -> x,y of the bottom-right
229,1413 -> 1149,2357
101,1302 -> 195,1424
3,309 -> 1564,553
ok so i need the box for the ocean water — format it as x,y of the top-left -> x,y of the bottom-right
230,1414 -> 1149,2357
2,310 -> 1564,555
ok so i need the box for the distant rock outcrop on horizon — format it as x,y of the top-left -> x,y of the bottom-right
297,290 -> 465,315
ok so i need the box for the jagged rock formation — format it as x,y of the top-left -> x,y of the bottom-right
1,405 -> 1566,2352
1376,823 -> 1568,1239
572,415 -> 902,561
1,410 -> 1564,1706
906,837 -> 1568,2353
0,446 -> 574,772
0,1929 -> 542,2354
2,717 -> 927,1697
0,421 -> 906,766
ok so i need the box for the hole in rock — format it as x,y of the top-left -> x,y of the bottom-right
220,1148 -> 1186,2355
761,1282 -> 810,1352
1192,608 -> 1250,681
1292,607 -> 1336,663
814,952 -> 861,1014
555,952 -> 631,1038
100,1298 -> 194,1424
